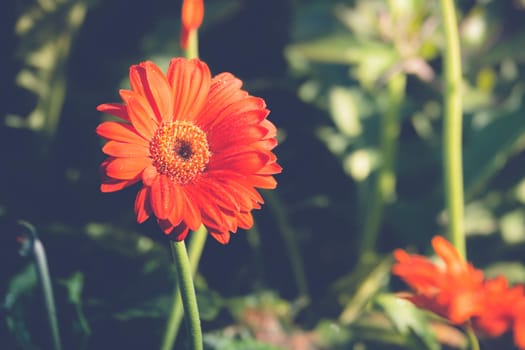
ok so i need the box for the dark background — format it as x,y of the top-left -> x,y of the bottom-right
2,0 -> 525,349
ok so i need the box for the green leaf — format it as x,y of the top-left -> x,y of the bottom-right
4,265 -> 39,349
196,288 -> 223,321
203,333 -> 285,350
464,103 -> 525,199
375,294 -> 439,350
9,0 -> 89,144
328,87 -> 363,138
314,319 -> 353,347
59,272 -> 90,336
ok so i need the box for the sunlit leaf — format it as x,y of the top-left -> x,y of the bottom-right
11,0 -> 89,141
375,294 -> 439,350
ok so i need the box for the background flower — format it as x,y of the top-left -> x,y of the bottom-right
392,236 -> 485,324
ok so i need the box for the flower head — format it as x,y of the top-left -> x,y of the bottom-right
180,0 -> 204,50
97,58 -> 281,244
392,236 -> 484,324
392,236 -> 525,349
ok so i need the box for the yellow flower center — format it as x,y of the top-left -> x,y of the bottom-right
149,121 -> 211,184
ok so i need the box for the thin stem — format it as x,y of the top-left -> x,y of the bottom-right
439,0 -> 465,259
339,255 -> 393,325
359,73 -> 406,263
169,240 -> 203,350
186,30 -> 199,60
161,226 -> 207,350
17,221 -> 62,350
466,323 -> 480,350
264,190 -> 310,301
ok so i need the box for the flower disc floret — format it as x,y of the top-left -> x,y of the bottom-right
150,121 -> 210,184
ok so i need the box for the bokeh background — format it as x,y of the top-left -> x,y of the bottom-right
3,0 -> 525,349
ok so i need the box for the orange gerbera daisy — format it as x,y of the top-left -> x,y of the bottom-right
393,236 -> 525,348
392,236 -> 485,324
96,58 -> 281,244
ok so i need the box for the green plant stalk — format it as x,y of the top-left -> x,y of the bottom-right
264,190 -> 310,302
339,255 -> 393,325
34,239 -> 62,350
161,226 -> 207,350
359,73 -> 406,263
439,0 -> 466,259
18,221 -> 62,350
186,30 -> 199,60
169,240 -> 203,350
466,323 -> 480,350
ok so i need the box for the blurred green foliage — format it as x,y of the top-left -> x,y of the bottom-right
3,0 -> 525,349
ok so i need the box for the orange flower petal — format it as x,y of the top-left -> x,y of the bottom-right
119,89 -> 134,101
514,312 -> 525,349
143,62 -> 173,120
209,230 -> 230,245
432,236 -> 465,275
167,185 -> 185,228
97,103 -> 129,121
150,174 -> 175,220
129,62 -> 172,121
257,160 -> 282,175
205,96 -> 266,131
167,58 -> 211,122
196,73 -> 246,128
96,121 -> 148,146
209,151 -> 269,174
104,157 -> 151,180
182,187 -> 202,230
127,97 -> 158,139
102,140 -> 149,158
260,119 -> 278,139
237,211 -> 254,229
134,187 -> 151,223
246,174 -> 278,189
194,177 -> 240,211
209,124 -> 270,152
167,222 -> 191,241
142,165 -> 158,187
100,178 -> 139,192
194,188 -> 235,232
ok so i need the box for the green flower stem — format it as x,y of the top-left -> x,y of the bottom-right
466,323 -> 480,350
161,226 -> 207,350
18,221 -> 62,350
186,30 -> 199,60
359,73 -> 406,263
168,239 -> 203,350
339,255 -> 393,325
264,190 -> 310,302
439,0 -> 466,259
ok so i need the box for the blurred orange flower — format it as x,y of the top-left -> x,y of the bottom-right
392,236 -> 484,324
392,236 -> 525,349
180,0 -> 204,49
474,276 -> 525,348
96,58 -> 281,244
